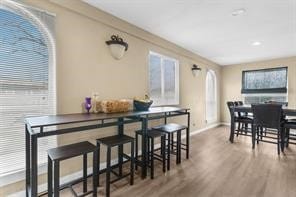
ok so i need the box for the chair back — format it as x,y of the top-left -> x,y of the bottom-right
227,101 -> 234,114
234,101 -> 244,116
252,104 -> 283,129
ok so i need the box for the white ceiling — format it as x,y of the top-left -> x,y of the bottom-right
83,0 -> 296,65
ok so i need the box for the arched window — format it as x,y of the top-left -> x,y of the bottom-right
0,1 -> 56,177
206,69 -> 217,124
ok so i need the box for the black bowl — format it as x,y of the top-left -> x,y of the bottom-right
134,100 -> 153,111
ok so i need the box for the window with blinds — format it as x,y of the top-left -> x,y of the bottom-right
149,51 -> 179,106
206,70 -> 217,123
241,67 -> 288,94
0,1 -> 56,177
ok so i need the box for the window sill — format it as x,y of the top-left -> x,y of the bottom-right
0,163 -> 47,187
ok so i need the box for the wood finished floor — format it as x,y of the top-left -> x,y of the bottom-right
59,126 -> 296,197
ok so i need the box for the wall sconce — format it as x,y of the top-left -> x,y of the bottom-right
106,35 -> 128,60
192,64 -> 202,76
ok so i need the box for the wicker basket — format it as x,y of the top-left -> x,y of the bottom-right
101,99 -> 131,113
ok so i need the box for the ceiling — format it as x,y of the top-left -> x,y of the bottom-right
83,0 -> 296,65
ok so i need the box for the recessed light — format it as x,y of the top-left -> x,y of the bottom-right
252,41 -> 262,46
232,8 -> 246,16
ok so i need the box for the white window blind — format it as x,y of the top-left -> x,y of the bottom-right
206,70 -> 217,123
149,51 -> 179,106
0,0 -> 56,177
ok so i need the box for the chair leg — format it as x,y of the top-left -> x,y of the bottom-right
251,124 -> 255,149
135,133 -> 138,171
96,141 -> 100,187
167,133 -> 171,171
93,149 -> 98,197
277,131 -> 280,155
237,123 -> 241,136
83,154 -> 87,193
106,147 -> 111,197
53,161 -> 60,197
161,135 -> 166,173
150,138 -> 154,179
186,128 -> 189,159
130,141 -> 134,185
256,127 -> 259,144
280,127 -> 285,153
286,128 -> 290,148
48,156 -> 52,197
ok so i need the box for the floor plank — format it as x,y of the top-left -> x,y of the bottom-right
59,126 -> 296,197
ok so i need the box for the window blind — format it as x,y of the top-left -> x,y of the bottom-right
241,67 -> 288,94
149,51 -> 179,106
0,0 -> 56,177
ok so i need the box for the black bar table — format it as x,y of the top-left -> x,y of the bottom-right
229,105 -> 296,143
25,106 -> 190,197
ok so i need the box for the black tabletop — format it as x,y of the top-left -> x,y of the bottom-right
25,106 -> 189,128
232,105 -> 296,116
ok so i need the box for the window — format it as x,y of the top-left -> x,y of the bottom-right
242,67 -> 288,104
149,51 -> 179,106
0,1 -> 56,177
206,70 -> 217,123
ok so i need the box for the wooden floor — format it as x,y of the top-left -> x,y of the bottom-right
59,126 -> 296,197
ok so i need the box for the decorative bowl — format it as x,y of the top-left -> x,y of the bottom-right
133,100 -> 153,111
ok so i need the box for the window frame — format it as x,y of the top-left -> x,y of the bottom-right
148,51 -> 180,106
205,69 -> 218,124
0,0 -> 56,186
241,67 -> 288,94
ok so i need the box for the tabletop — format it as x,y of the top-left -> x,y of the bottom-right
25,106 -> 189,128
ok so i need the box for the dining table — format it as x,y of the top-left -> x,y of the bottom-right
229,105 -> 296,143
24,106 -> 190,197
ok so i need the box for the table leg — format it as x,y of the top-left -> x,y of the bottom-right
187,112 -> 190,159
25,125 -> 31,197
117,118 -> 124,177
229,108 -> 235,143
31,135 -> 38,197
141,117 -> 148,179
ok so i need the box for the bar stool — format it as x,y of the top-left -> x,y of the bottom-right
153,123 -> 189,170
135,129 -> 166,179
47,141 -> 98,197
96,135 -> 134,197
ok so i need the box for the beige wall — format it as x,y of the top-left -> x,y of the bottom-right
221,56 -> 296,123
0,0 -> 221,195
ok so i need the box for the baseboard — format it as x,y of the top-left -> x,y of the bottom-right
9,123 -> 222,197
221,122 -> 230,126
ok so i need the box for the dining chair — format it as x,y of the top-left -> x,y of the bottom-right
283,119 -> 296,147
251,104 -> 286,154
227,101 -> 253,137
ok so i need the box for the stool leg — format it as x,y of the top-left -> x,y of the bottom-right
171,133 -> 174,151
106,147 -> 111,197
118,144 -> 123,177
135,133 -> 138,171
53,161 -> 60,197
177,130 -> 181,164
130,141 -> 134,185
161,136 -> 166,173
167,133 -> 171,171
83,154 -> 87,193
96,142 -> 100,187
48,156 -> 52,197
93,149 -> 98,197
186,128 -> 190,159
151,138 -> 154,179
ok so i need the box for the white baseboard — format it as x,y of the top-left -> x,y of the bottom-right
9,123 -> 222,197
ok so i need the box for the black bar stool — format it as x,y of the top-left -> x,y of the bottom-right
135,129 -> 166,179
47,141 -> 98,197
96,135 -> 134,197
153,123 -> 189,170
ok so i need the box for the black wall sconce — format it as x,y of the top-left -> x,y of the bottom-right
192,64 -> 202,76
106,35 -> 128,60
